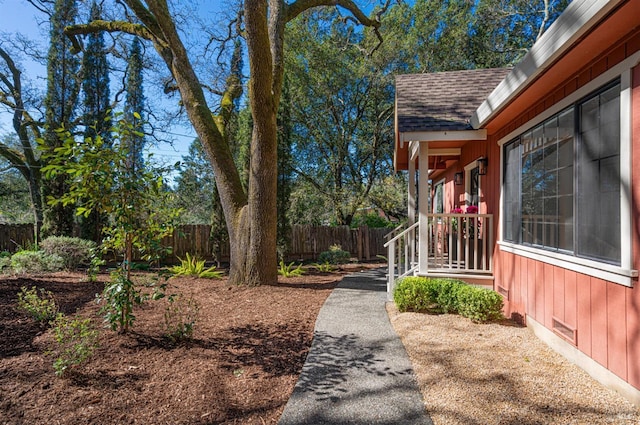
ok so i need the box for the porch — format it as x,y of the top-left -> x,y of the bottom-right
384,213 -> 494,297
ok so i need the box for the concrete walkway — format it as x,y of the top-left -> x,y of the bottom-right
278,268 -> 433,425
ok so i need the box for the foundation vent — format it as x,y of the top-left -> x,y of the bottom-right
497,285 -> 510,299
552,317 -> 577,345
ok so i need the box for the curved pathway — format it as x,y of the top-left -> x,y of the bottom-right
278,268 -> 433,425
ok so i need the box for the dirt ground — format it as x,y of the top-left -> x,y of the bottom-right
0,263 -> 381,425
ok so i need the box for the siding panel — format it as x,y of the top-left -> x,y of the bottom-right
564,270 -> 577,330
628,285 -> 640,389
535,260 -> 545,321
607,283 -> 628,380
553,266 -> 565,323
590,278 -> 608,367
576,274 -> 592,355
544,263 -> 555,328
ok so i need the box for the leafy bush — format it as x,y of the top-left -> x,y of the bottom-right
168,253 -> 223,279
393,277 -> 438,312
318,244 -> 351,265
50,313 -> 100,376
99,269 -> 144,333
456,286 -> 504,322
40,236 -> 96,271
434,278 -> 462,314
350,212 -> 395,229
17,286 -> 58,323
393,276 -> 503,322
278,260 -> 305,277
164,294 -> 199,343
10,250 -> 65,274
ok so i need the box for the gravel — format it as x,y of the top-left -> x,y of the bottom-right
387,304 -> 640,425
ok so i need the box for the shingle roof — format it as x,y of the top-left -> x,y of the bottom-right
396,68 -> 511,133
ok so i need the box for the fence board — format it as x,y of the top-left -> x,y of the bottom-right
0,223 -> 388,263
0,224 -> 34,252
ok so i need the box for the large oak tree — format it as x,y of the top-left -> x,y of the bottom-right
65,0 -> 385,285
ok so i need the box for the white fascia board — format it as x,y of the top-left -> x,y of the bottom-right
470,0 -> 625,129
400,129 -> 487,143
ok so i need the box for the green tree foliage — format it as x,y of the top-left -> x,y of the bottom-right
79,1 -> 112,241
81,1 -> 111,143
470,0 -> 570,68
0,157 -> 33,224
173,139 -> 216,225
285,9 -> 395,226
42,0 -> 80,237
276,77 -> 293,256
123,37 -> 145,175
41,116 -> 179,332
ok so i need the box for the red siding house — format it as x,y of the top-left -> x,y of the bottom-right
389,0 -> 640,406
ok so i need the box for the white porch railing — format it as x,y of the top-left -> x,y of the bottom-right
384,213 -> 493,299
384,222 -> 419,297
426,213 -> 493,274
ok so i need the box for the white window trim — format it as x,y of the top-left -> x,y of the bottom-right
497,51 -> 640,288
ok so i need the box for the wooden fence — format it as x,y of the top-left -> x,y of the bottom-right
0,224 -> 34,252
0,223 -> 388,263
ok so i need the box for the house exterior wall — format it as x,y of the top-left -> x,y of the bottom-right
491,28 -> 640,394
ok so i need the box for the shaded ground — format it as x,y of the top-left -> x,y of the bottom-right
0,263 -> 381,425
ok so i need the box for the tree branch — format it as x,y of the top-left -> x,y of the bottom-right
64,20 -> 160,53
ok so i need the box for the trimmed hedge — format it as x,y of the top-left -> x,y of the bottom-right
393,276 -> 504,323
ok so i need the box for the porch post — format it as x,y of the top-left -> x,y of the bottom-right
418,142 -> 429,274
408,151 -> 417,270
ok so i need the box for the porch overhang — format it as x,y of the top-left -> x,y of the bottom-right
395,130 -> 487,171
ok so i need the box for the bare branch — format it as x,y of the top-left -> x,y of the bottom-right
64,20 -> 159,53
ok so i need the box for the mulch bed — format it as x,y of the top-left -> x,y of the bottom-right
0,263 -> 382,424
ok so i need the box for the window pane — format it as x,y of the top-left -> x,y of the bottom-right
577,82 -> 620,264
504,141 -> 521,242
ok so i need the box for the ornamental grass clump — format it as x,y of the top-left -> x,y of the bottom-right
393,276 -> 503,322
168,253 -> 223,279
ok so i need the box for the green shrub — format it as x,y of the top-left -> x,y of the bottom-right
278,260 -> 305,277
50,313 -> 100,376
433,278 -> 463,314
393,276 -> 438,312
164,294 -> 199,343
168,253 -> 223,279
394,276 -> 503,322
318,244 -> 351,265
456,286 -> 504,322
40,236 -> 96,271
17,286 -> 58,323
10,250 -> 65,274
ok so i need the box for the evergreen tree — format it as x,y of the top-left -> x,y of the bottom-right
42,0 -> 80,237
80,1 -> 111,241
124,37 -> 145,176
82,1 -> 111,143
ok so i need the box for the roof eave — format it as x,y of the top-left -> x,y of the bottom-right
470,0 -> 626,129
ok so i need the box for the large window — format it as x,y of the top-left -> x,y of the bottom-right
503,80 -> 621,265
